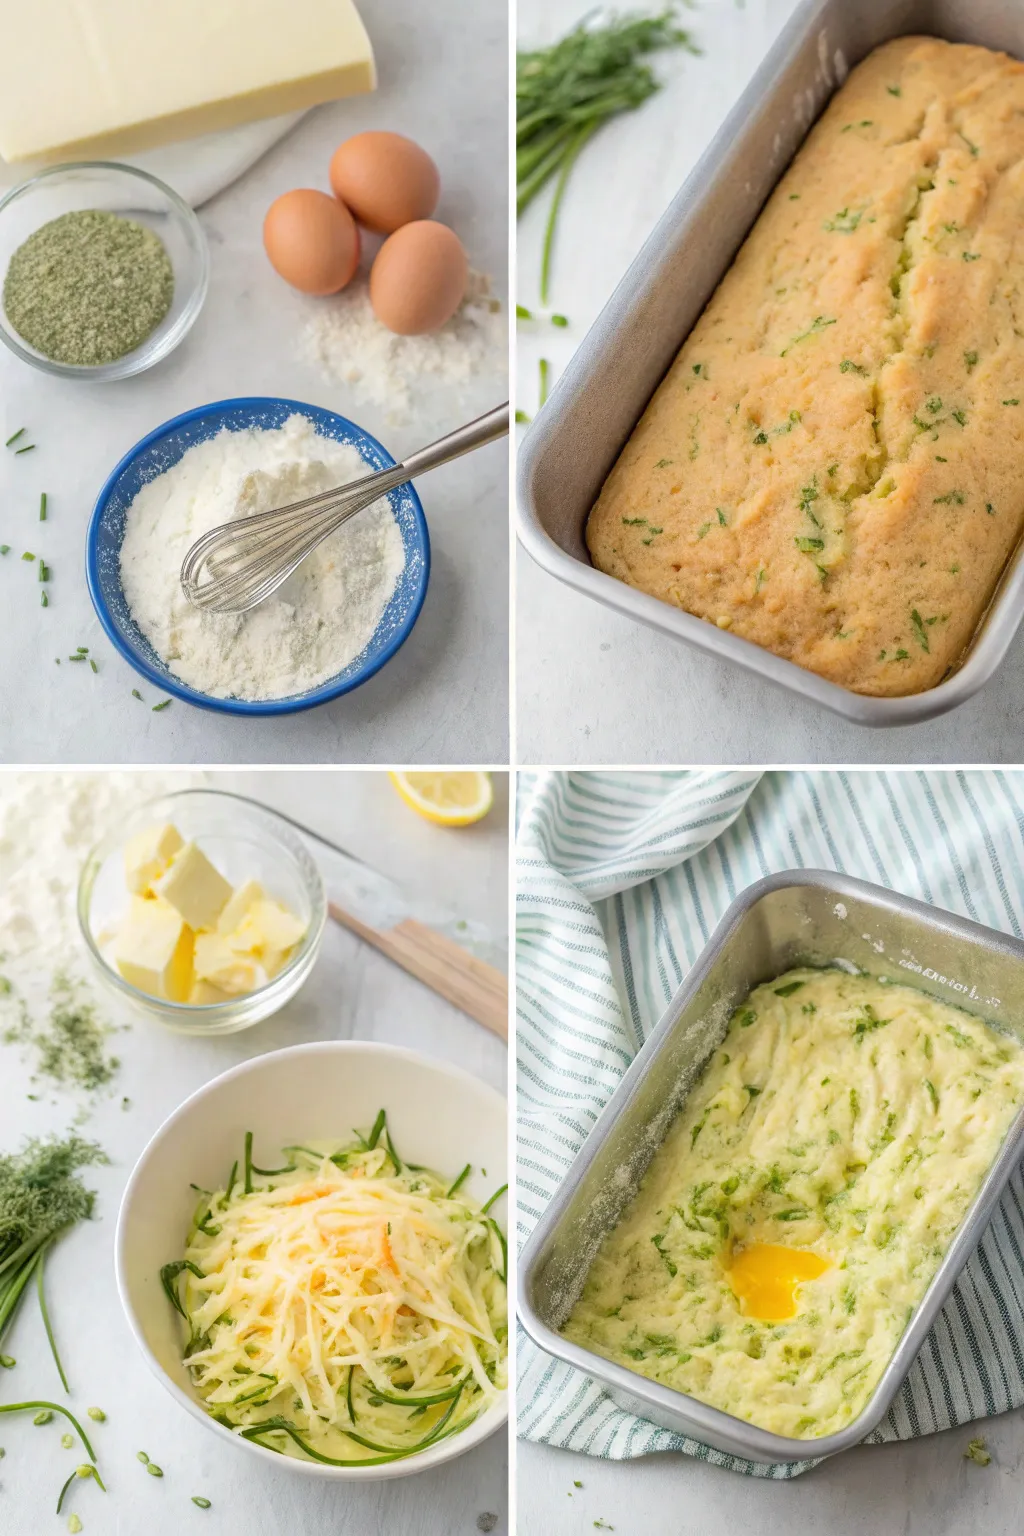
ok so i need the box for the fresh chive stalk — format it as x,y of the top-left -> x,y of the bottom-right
0,1403 -> 96,1461
517,10 -> 697,299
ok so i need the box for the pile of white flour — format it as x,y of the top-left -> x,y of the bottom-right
303,269 -> 507,427
119,415 -> 406,702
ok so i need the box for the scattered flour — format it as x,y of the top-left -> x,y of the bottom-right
120,415 -> 406,702
303,269 -> 507,426
0,770 -> 200,971
0,771 -> 200,1107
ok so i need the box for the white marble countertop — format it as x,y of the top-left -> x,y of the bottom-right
0,0 -> 508,766
516,1416 -> 1024,1536
0,769 -> 508,1535
515,0 -> 1024,766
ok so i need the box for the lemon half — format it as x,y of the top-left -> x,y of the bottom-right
389,771 -> 493,827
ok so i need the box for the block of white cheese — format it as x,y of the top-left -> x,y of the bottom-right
123,823 -> 184,896
0,1 -> 376,164
154,842 -> 233,933
115,896 -> 194,1002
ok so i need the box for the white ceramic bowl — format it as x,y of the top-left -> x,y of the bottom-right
115,1042 -> 508,1480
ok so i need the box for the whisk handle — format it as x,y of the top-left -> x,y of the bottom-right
398,402 -> 509,480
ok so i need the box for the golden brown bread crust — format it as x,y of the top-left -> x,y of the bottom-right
586,36 -> 1024,697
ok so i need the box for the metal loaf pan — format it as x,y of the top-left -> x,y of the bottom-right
518,870 -> 1024,1464
516,0 -> 1024,727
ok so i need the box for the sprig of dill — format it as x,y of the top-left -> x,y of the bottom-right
0,1135 -> 107,1389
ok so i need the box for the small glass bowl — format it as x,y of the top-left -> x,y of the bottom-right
0,161 -> 209,380
78,788 -> 326,1035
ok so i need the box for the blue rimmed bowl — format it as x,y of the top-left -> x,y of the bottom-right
86,396 -> 430,716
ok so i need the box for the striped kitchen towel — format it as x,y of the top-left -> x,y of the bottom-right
516,768 -> 1024,1478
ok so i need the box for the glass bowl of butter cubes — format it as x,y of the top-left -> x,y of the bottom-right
77,788 -> 326,1034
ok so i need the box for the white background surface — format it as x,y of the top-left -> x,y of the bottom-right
0,768 -> 509,1536
0,0 -> 508,765
515,0 -> 1024,766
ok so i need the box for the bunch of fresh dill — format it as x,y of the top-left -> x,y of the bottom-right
0,1134 -> 107,1389
517,7 -> 698,301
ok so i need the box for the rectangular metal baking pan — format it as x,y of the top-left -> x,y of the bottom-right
518,870 -> 1024,1464
516,0 -> 1024,728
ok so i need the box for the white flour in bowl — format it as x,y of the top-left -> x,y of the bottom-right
119,414 -> 406,702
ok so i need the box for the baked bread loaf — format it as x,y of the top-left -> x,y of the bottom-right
586,36 -> 1024,697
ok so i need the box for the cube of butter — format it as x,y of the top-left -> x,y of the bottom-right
217,880 -> 266,936
154,842 -> 233,932
189,978 -> 236,1007
0,0 -> 376,163
194,934 -> 266,996
115,896 -> 194,1002
123,822 -> 184,896
230,899 -> 307,957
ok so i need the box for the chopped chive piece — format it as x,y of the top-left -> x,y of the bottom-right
515,409 -> 531,424
0,546 -> 8,556
62,1433 -> 74,1448
152,699 -> 172,712
132,689 -> 143,700
137,1451 -> 150,1463
89,659 -> 97,673
551,313 -> 569,327
68,654 -> 86,662
21,551 -> 34,561
1003,399 -> 1020,407
146,1462 -> 163,1477
0,1355 -> 15,1368
15,444 -> 35,454
515,304 -> 533,320
446,1164 -> 471,1198
41,591 -> 48,607
76,646 -> 88,653
86,1407 -> 105,1422
539,357 -> 550,407
911,609 -> 930,652
68,1517 -> 82,1534
34,1409 -> 52,1424
38,561 -> 47,581
4,428 -> 25,447
192,1497 -> 212,1509
39,493 -> 47,521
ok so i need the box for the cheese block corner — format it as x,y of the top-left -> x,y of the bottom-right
0,0 -> 376,164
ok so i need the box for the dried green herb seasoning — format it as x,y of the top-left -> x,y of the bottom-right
3,210 -> 174,366
0,970 -> 118,1093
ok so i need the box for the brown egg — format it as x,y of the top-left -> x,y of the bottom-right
263,189 -> 360,295
329,132 -> 440,235
369,221 -> 468,336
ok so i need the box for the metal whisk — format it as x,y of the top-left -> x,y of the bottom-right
180,402 -> 509,614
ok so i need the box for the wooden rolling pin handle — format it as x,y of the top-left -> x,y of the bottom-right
329,903 -> 508,1040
